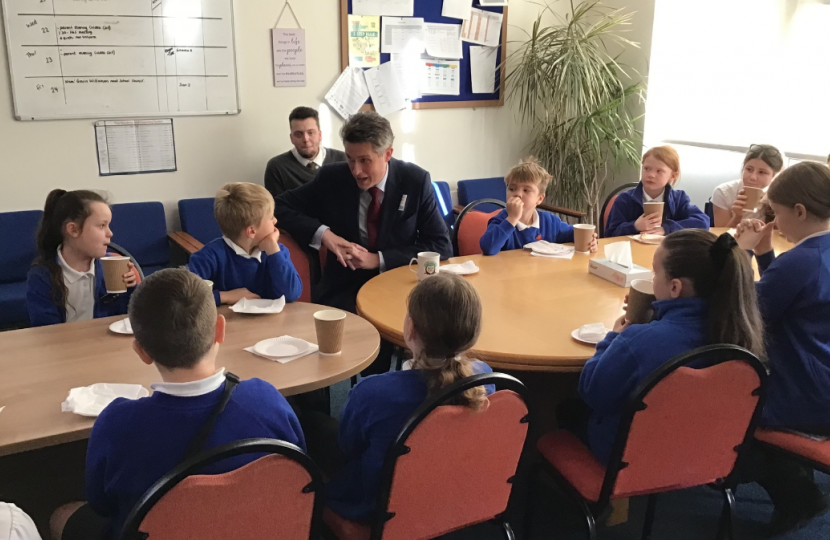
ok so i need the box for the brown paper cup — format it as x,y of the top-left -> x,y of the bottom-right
627,279 -> 656,325
314,310 -> 347,355
643,202 -> 664,222
743,187 -> 764,212
573,224 -> 596,253
101,256 -> 131,293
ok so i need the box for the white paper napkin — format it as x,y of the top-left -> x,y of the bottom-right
244,337 -> 319,364
524,241 -> 575,259
578,323 -> 610,342
628,234 -> 662,245
605,241 -> 633,268
441,261 -> 480,275
61,384 -> 149,417
231,297 -> 286,314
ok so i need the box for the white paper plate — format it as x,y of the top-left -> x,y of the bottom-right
109,318 -> 133,335
629,234 -> 663,245
253,336 -> 310,358
570,328 -> 608,345
230,297 -> 286,314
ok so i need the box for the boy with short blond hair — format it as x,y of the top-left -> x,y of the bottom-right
480,159 -> 597,255
52,268 -> 305,540
188,182 -> 302,305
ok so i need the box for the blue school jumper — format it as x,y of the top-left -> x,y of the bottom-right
26,259 -> 130,327
604,183 -> 709,238
579,298 -> 709,464
327,361 -> 495,520
479,210 -> 575,255
85,377 -> 305,539
187,238 -> 302,306
756,231 -> 830,430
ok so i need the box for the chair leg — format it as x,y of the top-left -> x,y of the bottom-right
502,521 -> 516,540
576,497 -> 598,540
641,494 -> 657,540
716,488 -> 736,540
350,375 -> 358,387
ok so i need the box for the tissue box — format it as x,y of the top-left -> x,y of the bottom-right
589,258 -> 653,287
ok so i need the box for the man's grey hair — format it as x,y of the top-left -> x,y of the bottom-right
340,112 -> 395,154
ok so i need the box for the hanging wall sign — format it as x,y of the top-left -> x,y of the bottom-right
272,28 -> 306,87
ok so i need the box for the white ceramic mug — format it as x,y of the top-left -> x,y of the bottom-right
408,251 -> 440,281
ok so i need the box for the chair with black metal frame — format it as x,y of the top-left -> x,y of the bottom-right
599,183 -> 639,238
323,372 -> 534,540
452,198 -> 507,256
119,438 -> 325,540
107,242 -> 145,282
754,428 -> 830,489
535,344 -> 768,540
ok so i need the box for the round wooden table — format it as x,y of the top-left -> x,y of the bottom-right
0,303 -> 379,457
356,228 -> 792,372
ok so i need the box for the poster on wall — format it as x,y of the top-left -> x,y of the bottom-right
272,28 -> 307,87
348,15 -> 381,67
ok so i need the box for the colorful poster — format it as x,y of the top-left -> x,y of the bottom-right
348,15 -> 381,68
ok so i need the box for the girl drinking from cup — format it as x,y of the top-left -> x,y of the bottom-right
712,144 -> 785,228
604,146 -> 709,238
27,189 -> 137,327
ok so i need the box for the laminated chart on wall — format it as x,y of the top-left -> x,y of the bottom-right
2,0 -> 241,120
95,119 -> 176,176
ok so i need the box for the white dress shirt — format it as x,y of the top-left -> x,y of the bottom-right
515,210 -> 541,231
0,503 -> 41,540
57,246 -> 96,323
291,146 -> 327,169
151,368 -> 227,397
643,189 -> 665,203
223,236 -> 263,263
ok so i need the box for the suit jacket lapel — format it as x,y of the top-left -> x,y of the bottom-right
343,179 -> 362,244
378,159 -> 401,249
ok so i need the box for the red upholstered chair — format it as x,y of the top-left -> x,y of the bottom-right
599,183 -> 638,238
452,199 -> 507,256
119,439 -> 324,540
755,428 -> 830,476
279,229 -> 321,303
537,345 -> 767,540
323,372 -> 533,540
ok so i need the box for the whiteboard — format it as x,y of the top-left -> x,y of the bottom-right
2,0 -> 240,120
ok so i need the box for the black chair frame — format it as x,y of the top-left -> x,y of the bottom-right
119,438 -> 325,540
452,198 -> 507,256
540,345 -> 767,540
599,183 -> 639,238
754,436 -> 830,476
329,372 -> 533,540
108,242 -> 145,281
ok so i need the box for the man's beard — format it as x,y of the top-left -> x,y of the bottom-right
298,147 -> 319,160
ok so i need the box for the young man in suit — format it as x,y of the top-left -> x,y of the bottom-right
264,106 -> 348,197
274,112 -> 452,374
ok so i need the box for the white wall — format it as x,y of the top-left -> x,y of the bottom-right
0,0 -> 547,226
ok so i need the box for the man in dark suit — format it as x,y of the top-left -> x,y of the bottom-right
275,112 -> 452,373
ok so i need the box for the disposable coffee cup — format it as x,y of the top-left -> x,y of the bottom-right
203,279 -> 214,290
742,187 -> 764,212
643,202 -> 664,222
627,279 -> 656,325
101,256 -> 131,294
314,310 -> 347,355
573,224 -> 596,253
408,251 -> 440,281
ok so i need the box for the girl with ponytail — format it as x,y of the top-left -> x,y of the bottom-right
577,229 -> 764,465
326,273 -> 493,521
27,189 -> 137,327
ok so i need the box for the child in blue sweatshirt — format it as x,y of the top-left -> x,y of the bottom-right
736,161 -> 830,533
578,229 -> 764,465
605,146 -> 709,238
480,159 -> 597,255
51,268 -> 305,540
187,182 -> 302,306
325,273 -> 495,521
27,189 -> 138,327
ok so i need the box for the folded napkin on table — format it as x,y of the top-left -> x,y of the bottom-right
578,323 -> 610,342
441,261 -> 479,275
62,384 -> 149,417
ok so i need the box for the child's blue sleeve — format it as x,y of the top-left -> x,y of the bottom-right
479,211 -> 515,255
579,331 -> 642,414
262,245 -> 303,302
338,383 -> 373,459
85,407 -> 118,518
604,198 -> 639,237
755,251 -> 807,327
187,249 -> 221,306
663,192 -> 710,233
544,213 -> 574,244
26,267 -> 64,327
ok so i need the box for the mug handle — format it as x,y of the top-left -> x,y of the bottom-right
409,258 -> 418,273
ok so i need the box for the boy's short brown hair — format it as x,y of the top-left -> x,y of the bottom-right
214,182 -> 274,238
129,268 -> 216,370
505,158 -> 552,194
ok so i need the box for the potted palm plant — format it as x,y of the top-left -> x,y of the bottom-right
506,0 -> 645,224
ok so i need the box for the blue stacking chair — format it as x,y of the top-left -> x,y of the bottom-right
110,202 -> 169,276
457,178 -> 506,213
432,181 -> 455,232
179,198 -> 221,245
0,209 -> 42,328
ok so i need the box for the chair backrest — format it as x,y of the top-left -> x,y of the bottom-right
179,198 -> 222,245
0,210 -> 42,284
370,373 -> 532,540
457,178 -> 506,213
110,202 -> 169,271
120,439 -> 323,540
453,199 -> 506,256
599,183 -> 638,238
432,181 -> 454,231
599,345 -> 767,504
279,230 -> 317,303
704,199 -> 715,227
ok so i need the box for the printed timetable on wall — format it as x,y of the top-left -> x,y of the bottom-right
1,0 -> 241,120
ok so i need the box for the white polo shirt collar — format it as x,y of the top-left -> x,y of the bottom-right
57,246 -> 95,283
151,368 -> 227,397
223,236 -> 263,262
516,210 -> 541,231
